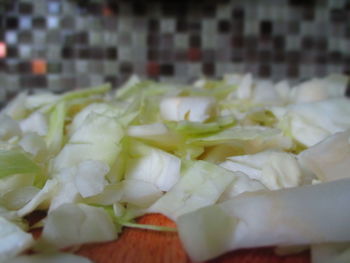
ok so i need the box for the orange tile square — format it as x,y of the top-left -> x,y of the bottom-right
32,59 -> 47,75
103,6 -> 112,16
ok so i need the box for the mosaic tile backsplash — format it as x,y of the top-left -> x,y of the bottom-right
0,0 -> 349,103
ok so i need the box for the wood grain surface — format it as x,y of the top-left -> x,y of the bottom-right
76,213 -> 310,263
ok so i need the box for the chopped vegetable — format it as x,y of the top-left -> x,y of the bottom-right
177,178 -> 350,261
149,160 -> 237,220
0,217 -> 34,262
0,150 -> 41,179
37,203 -> 117,250
0,73 -> 349,262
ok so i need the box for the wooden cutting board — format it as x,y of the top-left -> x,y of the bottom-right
76,213 -> 310,263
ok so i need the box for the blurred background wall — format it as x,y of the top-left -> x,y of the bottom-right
0,0 -> 349,103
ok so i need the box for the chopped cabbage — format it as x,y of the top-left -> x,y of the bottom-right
52,112 -> 123,172
298,131 -> 350,182
160,96 -> 215,122
0,115 -> 22,141
45,102 -> 65,156
221,151 -> 302,190
0,150 -> 41,179
125,141 -> 181,191
276,98 -> 350,147
290,74 -> 348,103
149,160 -> 236,220
178,178 -> 350,261
74,160 -> 109,198
20,112 -> 48,137
19,133 -> 47,160
0,73 -> 349,262
0,217 -> 34,262
38,203 -> 117,249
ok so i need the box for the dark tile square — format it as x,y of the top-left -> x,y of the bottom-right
0,61 -> 6,72
20,76 -> 33,88
288,21 -> 300,34
162,3 -> 187,17
32,17 -> 46,29
148,19 -> 160,32
328,51 -> 342,64
287,65 -> 299,78
160,64 -> 174,76
86,3 -> 103,14
273,52 -> 285,63
260,20 -> 273,36
6,46 -> 18,58
160,33 -> 174,48
218,20 -> 231,33
147,34 -> 160,47
19,2 -> 33,14
231,36 -> 244,48
6,17 -> 18,30
18,30 -> 32,43
303,7 -> 314,20
232,21 -> 244,35
245,50 -> 257,62
258,50 -> 271,62
315,37 -> 327,51
147,49 -> 159,61
33,76 -> 47,88
189,34 -> 201,48
188,21 -> 201,32
345,77 -> 350,97
176,20 -> 188,32
61,47 -> 75,59
106,47 -> 118,60
202,63 -> 215,76
78,48 -> 90,59
107,1 -> 119,14
74,32 -> 88,45
3,1 -> 16,12
89,48 -> 104,59
132,2 -> 148,16
288,0 -> 315,6
258,64 -> 271,78
315,55 -> 327,64
244,36 -> 258,49
232,6 -> 244,20
330,9 -> 347,23
175,50 -> 187,61
159,49 -> 174,62
231,50 -> 243,62
202,4 -> 216,17
202,49 -> 216,62
286,51 -> 300,64
301,36 -> 314,49
119,62 -> 133,74
346,26 -> 350,38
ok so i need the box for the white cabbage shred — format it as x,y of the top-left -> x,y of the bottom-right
0,74 -> 348,262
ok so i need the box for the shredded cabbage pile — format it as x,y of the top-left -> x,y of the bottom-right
0,74 -> 349,263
